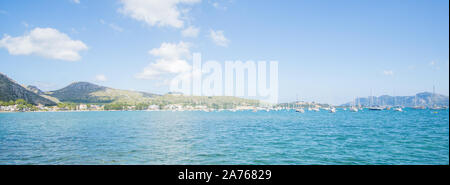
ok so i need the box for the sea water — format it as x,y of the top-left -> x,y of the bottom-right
0,109 -> 448,164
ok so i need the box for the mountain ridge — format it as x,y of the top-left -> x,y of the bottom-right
341,92 -> 449,107
0,73 -> 57,105
45,81 -> 159,104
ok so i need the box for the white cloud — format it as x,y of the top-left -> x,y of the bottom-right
136,41 -> 192,79
95,74 -> 107,82
209,0 -> 227,10
109,23 -> 124,32
0,27 -> 88,61
181,26 -> 199,37
118,0 -> 201,29
71,0 -> 80,4
383,70 -> 394,76
100,19 -> 124,32
209,29 -> 229,47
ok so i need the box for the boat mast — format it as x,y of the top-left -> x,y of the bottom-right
415,94 -> 417,107
432,85 -> 435,107
393,89 -> 397,107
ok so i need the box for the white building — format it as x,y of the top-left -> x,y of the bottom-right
147,105 -> 160,110
78,104 -> 88,110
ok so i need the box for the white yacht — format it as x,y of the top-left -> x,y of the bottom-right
329,107 -> 336,113
296,108 -> 305,113
393,107 -> 403,112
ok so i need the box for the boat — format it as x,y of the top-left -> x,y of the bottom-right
393,107 -> 403,112
312,107 -> 320,112
368,107 -> 384,111
296,108 -> 305,113
329,107 -> 336,113
412,106 -> 425,109
412,94 -> 425,109
367,90 -> 383,110
350,107 -> 358,112
429,86 -> 445,110
430,106 -> 443,110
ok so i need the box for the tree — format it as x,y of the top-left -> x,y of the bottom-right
15,99 -> 27,105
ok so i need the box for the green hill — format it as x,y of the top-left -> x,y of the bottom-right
0,73 -> 56,105
44,81 -> 260,108
26,85 -> 45,95
1,73 -> 261,108
149,94 -> 260,109
45,82 -> 158,104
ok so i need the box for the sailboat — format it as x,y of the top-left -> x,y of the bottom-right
393,107 -> 403,112
367,90 -> 383,110
391,93 -> 402,112
296,108 -> 305,113
368,106 -> 383,111
412,94 -> 425,109
430,86 -> 443,110
329,107 -> 336,113
350,97 -> 359,112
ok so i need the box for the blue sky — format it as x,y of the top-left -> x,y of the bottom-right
0,0 -> 448,105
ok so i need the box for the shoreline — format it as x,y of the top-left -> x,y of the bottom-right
1,107 -> 448,113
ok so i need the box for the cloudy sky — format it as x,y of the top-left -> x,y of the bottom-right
0,0 -> 448,104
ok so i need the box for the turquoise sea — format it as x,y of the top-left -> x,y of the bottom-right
0,109 -> 448,165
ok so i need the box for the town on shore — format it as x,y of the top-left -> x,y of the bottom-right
1,98 -> 448,113
0,98 -> 320,112
1,72 -> 448,113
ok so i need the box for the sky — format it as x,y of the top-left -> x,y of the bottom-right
0,0 -> 449,105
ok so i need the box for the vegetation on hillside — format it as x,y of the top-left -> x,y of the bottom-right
0,73 -> 56,105
0,99 -> 38,111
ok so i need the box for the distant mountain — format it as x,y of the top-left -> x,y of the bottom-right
45,82 -> 159,104
0,73 -> 56,105
1,73 -> 260,107
26,85 -> 61,103
26,85 -> 44,95
341,92 -> 449,107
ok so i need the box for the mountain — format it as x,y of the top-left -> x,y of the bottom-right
26,85 -> 44,95
44,81 -> 259,107
1,73 -> 260,107
341,92 -> 449,107
45,82 -> 158,104
0,73 -> 56,105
